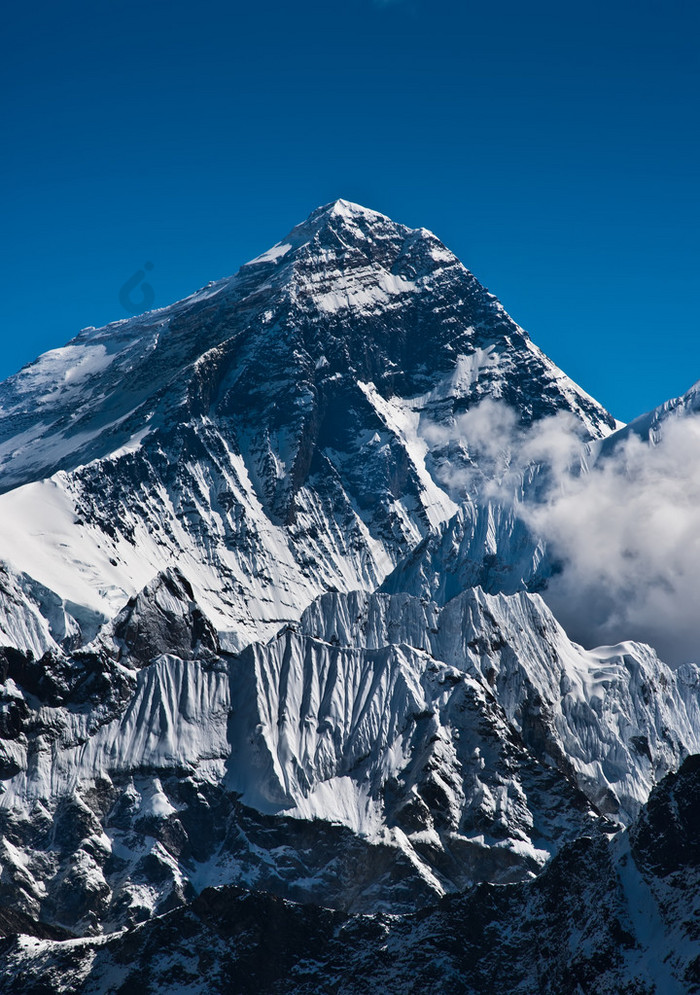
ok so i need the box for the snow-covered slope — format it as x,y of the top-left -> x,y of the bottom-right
298,588 -> 700,821
380,491 -> 550,603
0,563 -> 78,659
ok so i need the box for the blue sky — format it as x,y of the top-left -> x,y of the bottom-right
2,0 -> 698,422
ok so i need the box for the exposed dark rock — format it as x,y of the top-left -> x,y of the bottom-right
630,753 -> 700,877
0,907 -> 72,941
110,567 -> 220,667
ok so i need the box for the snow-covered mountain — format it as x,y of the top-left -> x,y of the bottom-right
0,199 -> 613,650
0,200 -> 697,993
1,570 -> 697,938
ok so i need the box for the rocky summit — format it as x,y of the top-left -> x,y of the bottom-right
0,201 -> 697,994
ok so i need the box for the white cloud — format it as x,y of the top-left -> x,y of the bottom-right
421,400 -> 700,666
526,415 -> 700,666
422,399 -> 587,499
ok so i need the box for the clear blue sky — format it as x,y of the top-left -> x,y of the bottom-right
2,0 -> 698,422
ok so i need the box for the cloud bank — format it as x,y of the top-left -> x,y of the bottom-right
422,401 -> 700,666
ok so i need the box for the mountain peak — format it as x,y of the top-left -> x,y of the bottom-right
270,197 -> 405,254
0,197 -> 615,504
316,198 -> 390,222
239,198 -> 453,304
240,199 -> 398,269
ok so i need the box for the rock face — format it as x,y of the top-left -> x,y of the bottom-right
106,567 -> 220,667
0,201 -> 696,992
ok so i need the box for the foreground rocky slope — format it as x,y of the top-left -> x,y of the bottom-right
2,755 -> 697,994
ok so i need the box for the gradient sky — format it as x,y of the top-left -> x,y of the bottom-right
2,0 -> 698,422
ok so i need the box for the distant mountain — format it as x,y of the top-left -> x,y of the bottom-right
608,376 -> 700,445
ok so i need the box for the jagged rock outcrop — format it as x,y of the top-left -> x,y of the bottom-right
105,567 -> 220,667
